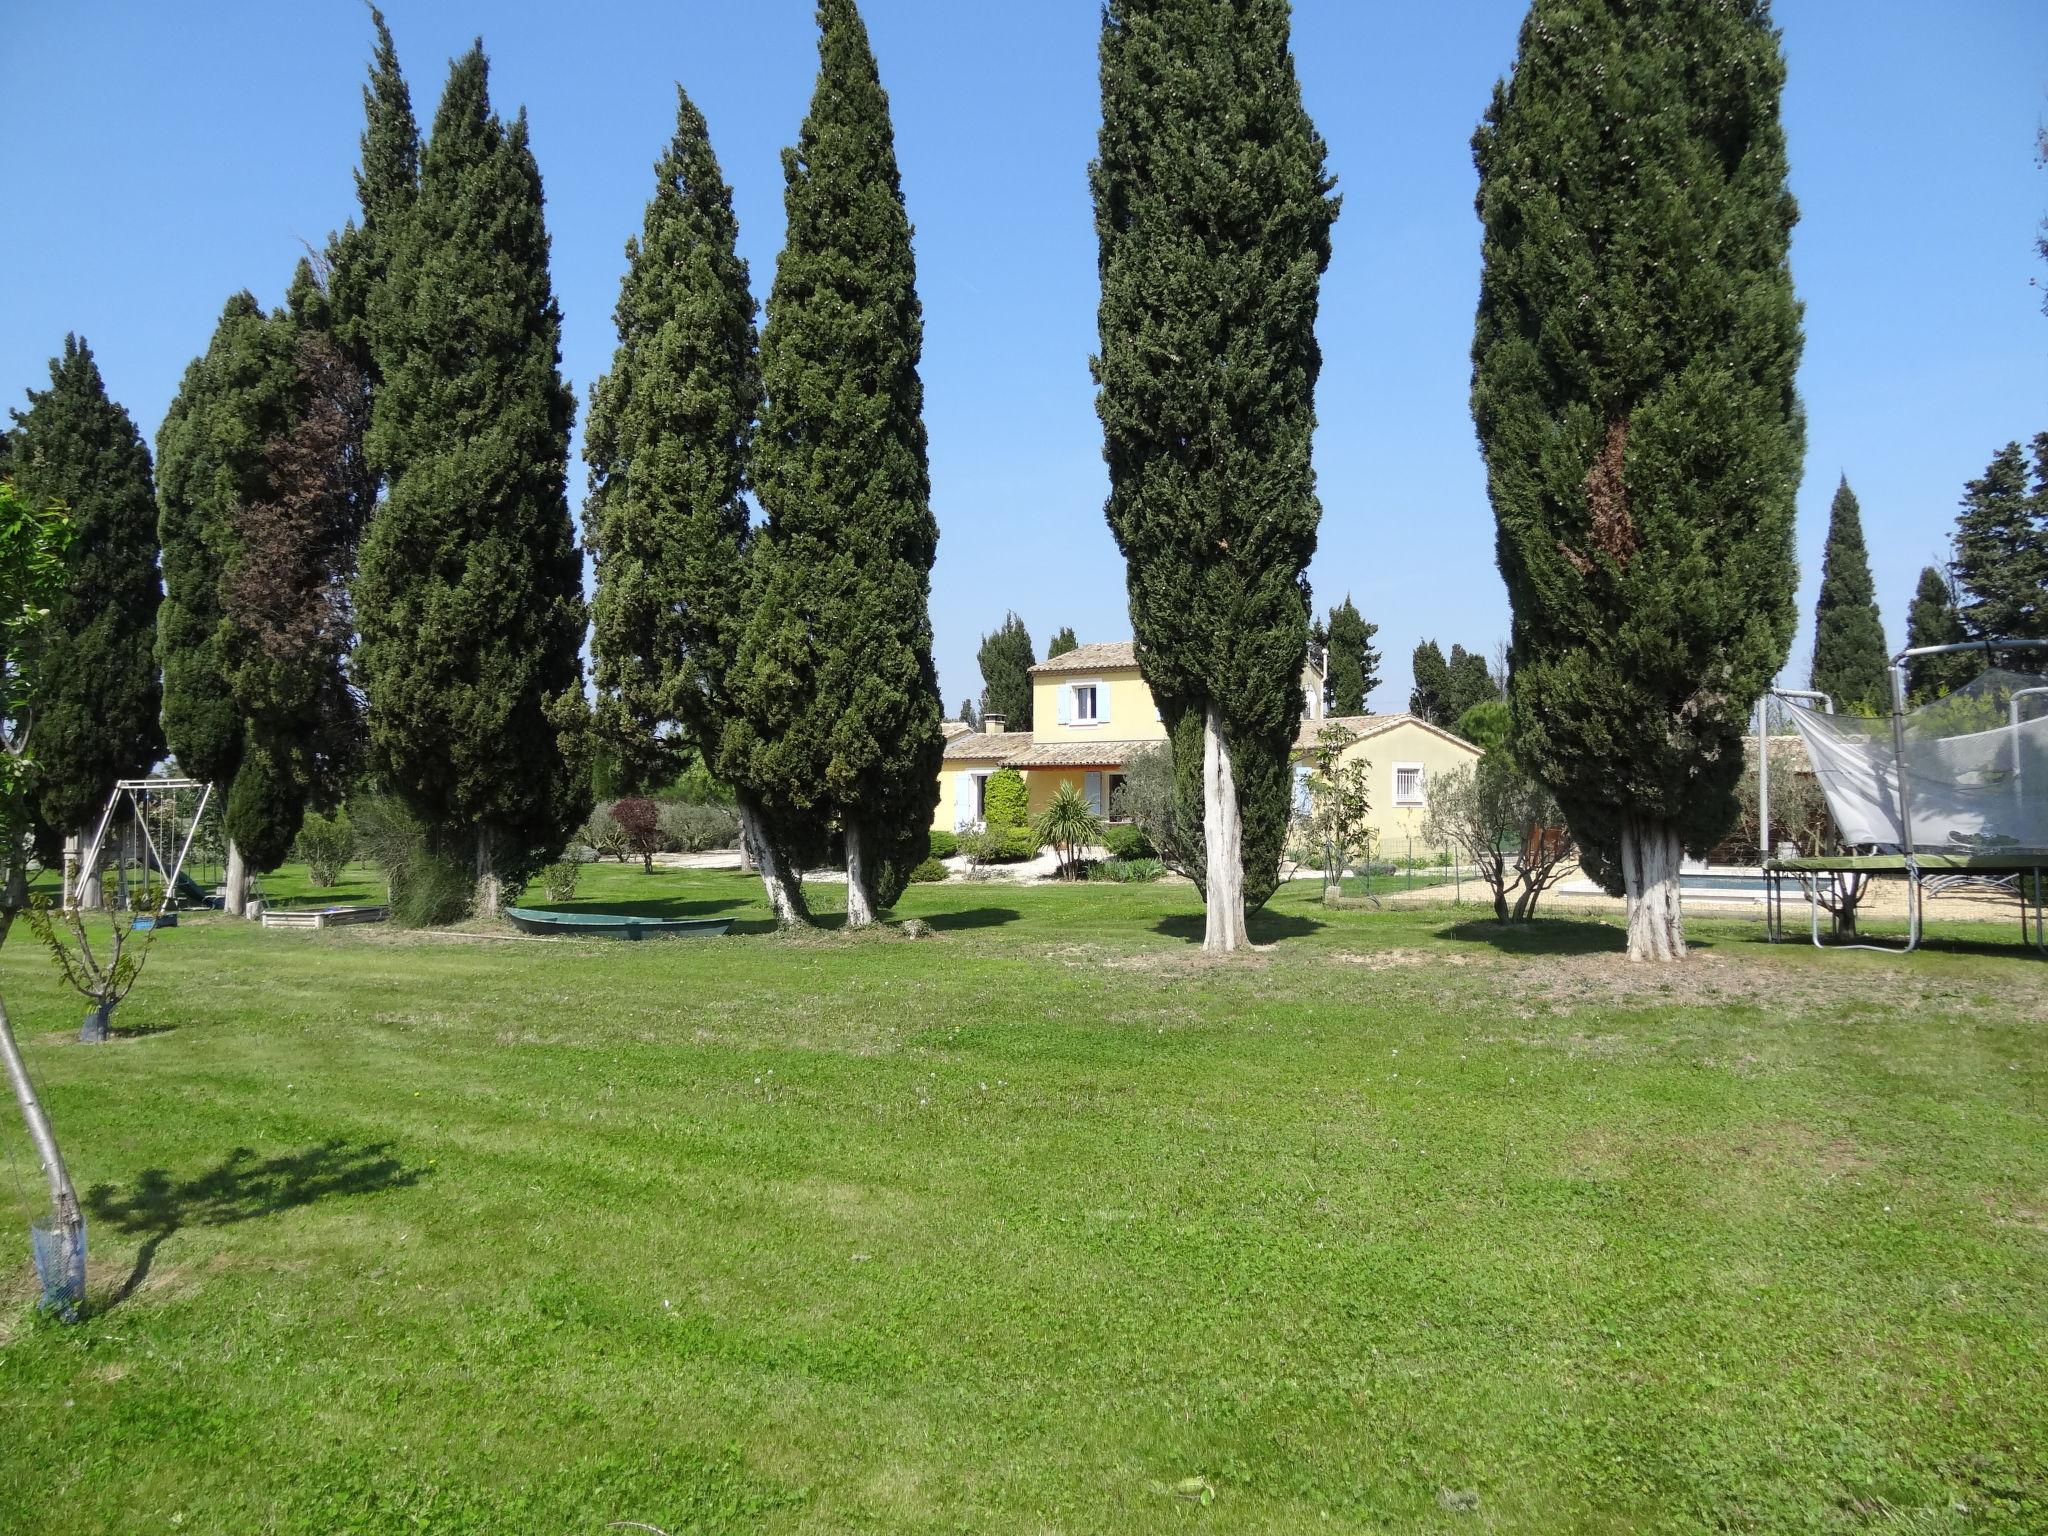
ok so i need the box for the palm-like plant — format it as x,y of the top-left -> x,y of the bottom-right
1033,781 -> 1102,881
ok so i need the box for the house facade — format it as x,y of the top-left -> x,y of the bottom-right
936,640 -> 1484,851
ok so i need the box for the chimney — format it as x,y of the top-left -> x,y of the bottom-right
983,713 -> 1007,735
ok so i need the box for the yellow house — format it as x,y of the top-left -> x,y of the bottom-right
936,640 -> 1483,850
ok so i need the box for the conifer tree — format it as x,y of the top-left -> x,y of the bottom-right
729,0 -> 943,927
7,338 -> 164,860
1443,643 -> 1498,722
1472,0 -> 1804,961
356,45 -> 589,912
224,265 -> 373,851
1950,438 -> 2048,641
1321,596 -> 1379,715
329,8 -> 419,385
958,697 -> 980,730
1408,640 -> 1450,724
1903,564 -> 1974,701
976,611 -> 1035,729
587,87 -> 816,926
1808,476 -> 1888,712
1094,0 -> 1337,952
156,294 -> 300,911
1046,626 -> 1079,658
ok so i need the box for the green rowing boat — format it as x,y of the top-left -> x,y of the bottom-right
503,906 -> 733,940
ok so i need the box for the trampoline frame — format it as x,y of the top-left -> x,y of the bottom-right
1762,638 -> 2048,955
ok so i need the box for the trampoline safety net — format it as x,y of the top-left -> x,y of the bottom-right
1784,669 -> 2048,855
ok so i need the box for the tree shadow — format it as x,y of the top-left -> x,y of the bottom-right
84,1140 -> 429,1312
918,907 -> 1021,932
1152,909 -> 1327,945
1435,916 -> 1691,956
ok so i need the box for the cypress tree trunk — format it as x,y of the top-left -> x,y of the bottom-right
844,823 -> 879,930
474,829 -> 502,918
737,792 -> 808,927
223,840 -> 249,918
1620,816 -> 1685,963
1200,705 -> 1248,952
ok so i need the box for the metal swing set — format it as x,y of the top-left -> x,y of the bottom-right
64,777 -> 214,921
1761,638 -> 2048,954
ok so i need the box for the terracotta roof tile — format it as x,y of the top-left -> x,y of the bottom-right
1029,641 -> 1138,675
942,731 -> 1034,762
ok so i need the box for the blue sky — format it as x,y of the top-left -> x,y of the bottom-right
4,2 -> 2044,717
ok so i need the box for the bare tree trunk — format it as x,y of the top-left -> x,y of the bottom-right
1620,814 -> 1685,962
4,834 -> 28,911
223,840 -> 249,918
1201,704 -> 1248,953
0,986 -> 86,1319
474,830 -> 502,919
844,822 -> 878,929
737,792 -> 809,928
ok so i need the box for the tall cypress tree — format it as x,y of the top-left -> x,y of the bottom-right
1093,0 -> 1337,953
1902,564 -> 1974,702
587,87 -> 816,926
7,338 -> 164,856
220,263 -> 374,869
1950,438 -> 2048,641
976,611 -> 1035,729
1472,0 -> 1804,962
1408,639 -> 1450,724
729,0 -> 943,927
329,7 -> 419,385
356,46 -> 588,911
156,294 -> 301,907
1808,476 -> 1888,711
1046,626 -> 1079,658
1321,596 -> 1379,715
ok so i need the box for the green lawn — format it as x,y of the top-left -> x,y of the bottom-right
1,865 -> 2044,1533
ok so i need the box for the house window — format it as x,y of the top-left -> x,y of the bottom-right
1393,763 -> 1425,806
973,772 -> 990,821
1072,684 -> 1099,723
1105,772 -> 1127,819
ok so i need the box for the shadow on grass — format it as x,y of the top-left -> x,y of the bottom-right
723,907 -> 1023,937
1435,916 -> 1628,956
1152,910 -> 1327,945
920,907 -> 1021,932
84,1140 -> 429,1312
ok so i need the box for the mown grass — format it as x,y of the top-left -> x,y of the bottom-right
0,864 -> 2043,1533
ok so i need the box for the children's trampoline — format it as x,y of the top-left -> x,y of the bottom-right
1762,639 -> 2047,954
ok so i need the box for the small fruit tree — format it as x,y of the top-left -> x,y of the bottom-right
1300,724 -> 1372,903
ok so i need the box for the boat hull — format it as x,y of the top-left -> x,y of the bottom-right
503,907 -> 733,940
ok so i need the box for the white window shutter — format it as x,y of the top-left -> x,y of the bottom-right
1098,686 -> 1111,725
1083,771 -> 1103,814
1293,762 -> 1313,815
954,772 -> 974,831
1057,686 -> 1071,725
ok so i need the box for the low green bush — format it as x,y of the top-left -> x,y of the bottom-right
658,800 -> 740,853
537,859 -> 582,903
983,767 -> 1029,829
1087,857 -> 1163,883
959,825 -> 1041,865
927,829 -> 959,859
1101,823 -> 1155,860
908,856 -> 949,883
292,809 -> 355,887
